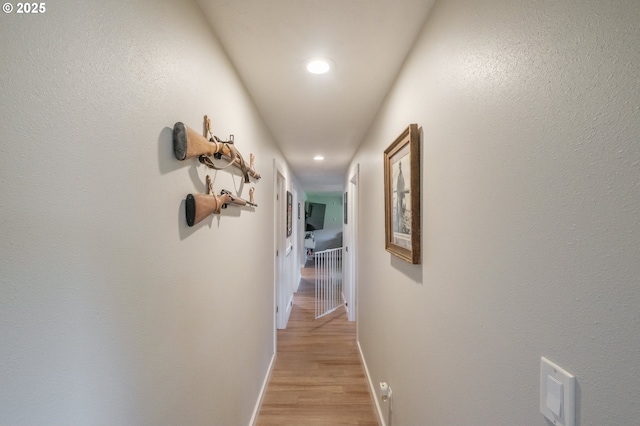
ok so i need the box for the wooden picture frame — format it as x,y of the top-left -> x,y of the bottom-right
343,192 -> 348,225
286,191 -> 293,237
384,124 -> 421,264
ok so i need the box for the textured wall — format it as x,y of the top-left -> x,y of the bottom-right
350,0 -> 640,424
0,1 -> 289,424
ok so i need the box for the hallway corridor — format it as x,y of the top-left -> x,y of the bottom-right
257,268 -> 378,425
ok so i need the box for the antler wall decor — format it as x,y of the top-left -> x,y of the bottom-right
173,115 -> 259,228
185,176 -> 257,227
173,115 -> 261,183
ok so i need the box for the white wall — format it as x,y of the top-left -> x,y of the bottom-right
0,1 -> 291,424
350,0 -> 640,424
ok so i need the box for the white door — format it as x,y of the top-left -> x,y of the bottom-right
273,160 -> 293,329
292,187 -> 301,290
345,165 -> 359,322
274,167 -> 287,330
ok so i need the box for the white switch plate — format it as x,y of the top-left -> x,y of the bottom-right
540,357 -> 575,426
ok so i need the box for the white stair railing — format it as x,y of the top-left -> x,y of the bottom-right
314,247 -> 344,319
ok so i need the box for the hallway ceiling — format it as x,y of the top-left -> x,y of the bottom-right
197,0 -> 435,193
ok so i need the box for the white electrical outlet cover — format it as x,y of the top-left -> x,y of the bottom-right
540,357 -> 576,426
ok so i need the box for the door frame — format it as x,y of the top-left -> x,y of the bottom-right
273,160 -> 288,332
345,164 -> 359,322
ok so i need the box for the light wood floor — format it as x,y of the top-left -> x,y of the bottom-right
256,267 -> 379,425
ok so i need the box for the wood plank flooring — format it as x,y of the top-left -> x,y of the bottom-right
257,267 -> 379,425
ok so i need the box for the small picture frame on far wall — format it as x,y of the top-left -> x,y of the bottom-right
343,192 -> 348,224
286,191 -> 292,237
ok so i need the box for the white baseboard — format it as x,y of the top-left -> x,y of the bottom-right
285,294 -> 294,325
249,351 -> 276,426
357,340 -> 386,426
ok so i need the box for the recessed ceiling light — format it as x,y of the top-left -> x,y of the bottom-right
306,58 -> 334,74
314,155 -> 325,161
